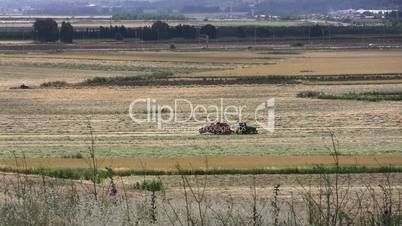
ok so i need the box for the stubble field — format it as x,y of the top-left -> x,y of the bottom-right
0,48 -> 401,170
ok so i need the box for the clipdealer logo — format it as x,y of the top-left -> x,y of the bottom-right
129,98 -> 275,132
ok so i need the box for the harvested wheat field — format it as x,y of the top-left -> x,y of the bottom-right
0,48 -> 401,170
0,84 -> 401,163
194,50 -> 402,77
0,41 -> 402,225
1,49 -> 402,85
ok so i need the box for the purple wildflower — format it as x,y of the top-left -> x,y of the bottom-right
110,183 -> 117,196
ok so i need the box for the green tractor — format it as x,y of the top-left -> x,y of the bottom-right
235,122 -> 258,135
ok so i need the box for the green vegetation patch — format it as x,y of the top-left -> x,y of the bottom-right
298,91 -> 402,102
40,74 -> 402,88
40,80 -> 69,88
115,165 -> 402,176
129,179 -> 166,192
2,142 -> 401,159
0,167 -> 108,183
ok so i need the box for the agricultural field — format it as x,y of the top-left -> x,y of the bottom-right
0,48 -> 401,170
194,50 -> 402,77
1,49 -> 402,86
0,17 -> 311,29
0,35 -> 401,225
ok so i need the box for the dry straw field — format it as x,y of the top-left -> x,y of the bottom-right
0,18 -> 308,29
0,48 -> 401,169
0,44 -> 401,225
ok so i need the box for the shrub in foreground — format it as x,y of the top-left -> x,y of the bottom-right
129,179 -> 166,192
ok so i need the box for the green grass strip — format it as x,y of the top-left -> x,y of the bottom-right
298,91 -> 402,102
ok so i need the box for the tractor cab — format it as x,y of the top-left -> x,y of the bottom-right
236,122 -> 258,134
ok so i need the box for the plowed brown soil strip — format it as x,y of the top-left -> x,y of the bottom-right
1,155 -> 401,170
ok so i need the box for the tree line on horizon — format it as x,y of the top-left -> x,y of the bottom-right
32,19 -> 217,42
33,18 -> 74,43
3,18 -> 402,43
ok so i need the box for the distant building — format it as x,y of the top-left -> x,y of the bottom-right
329,8 -> 396,22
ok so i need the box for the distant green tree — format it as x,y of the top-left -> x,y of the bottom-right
60,21 -> 74,43
236,27 -> 247,38
151,21 -> 170,40
310,24 -> 324,37
115,32 -> 124,41
175,24 -> 197,39
142,27 -> 158,41
33,18 -> 59,42
200,24 -> 217,39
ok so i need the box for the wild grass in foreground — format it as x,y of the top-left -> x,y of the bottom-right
298,91 -> 402,102
1,165 -> 401,181
0,161 -> 401,225
1,127 -> 400,225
